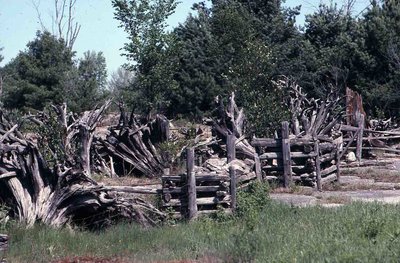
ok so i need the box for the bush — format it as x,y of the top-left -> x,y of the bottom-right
236,181 -> 270,232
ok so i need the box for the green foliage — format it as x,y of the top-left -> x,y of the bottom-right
236,181 -> 270,223
108,67 -> 135,100
30,107 -> 68,166
2,31 -> 75,111
69,51 -> 109,112
112,0 -> 180,114
2,32 -> 108,113
167,8 -> 221,119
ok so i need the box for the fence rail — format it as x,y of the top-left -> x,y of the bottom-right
161,135 -> 237,220
252,121 -> 340,190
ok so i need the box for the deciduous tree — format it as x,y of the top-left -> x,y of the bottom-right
112,0 -> 180,115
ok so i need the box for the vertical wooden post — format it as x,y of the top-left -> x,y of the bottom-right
335,150 -> 341,184
186,147 -> 197,220
109,156 -> 115,178
281,121 -> 292,188
356,114 -> 364,162
227,135 -> 237,211
254,154 -> 262,182
314,140 -> 322,191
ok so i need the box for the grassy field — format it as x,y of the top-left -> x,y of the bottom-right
4,185 -> 400,262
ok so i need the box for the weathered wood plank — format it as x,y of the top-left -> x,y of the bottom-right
321,174 -> 337,184
254,154 -> 262,182
104,186 -> 160,194
163,196 -> 232,207
320,152 -> 336,163
259,151 -> 317,160
356,114 -> 364,162
163,185 -> 227,194
347,147 -> 400,154
227,135 -> 237,211
187,147 -> 197,220
315,141 -> 322,191
281,121 -> 292,188
343,135 -> 400,141
263,165 -> 314,173
321,165 -> 337,176
342,125 -> 400,136
251,138 -> 316,148
162,175 -> 230,183
336,151 -> 341,183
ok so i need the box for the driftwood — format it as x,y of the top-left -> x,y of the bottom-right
274,77 -> 343,138
96,104 -> 169,178
0,109 -> 165,228
28,101 -> 112,178
213,92 -> 256,159
251,78 -> 342,188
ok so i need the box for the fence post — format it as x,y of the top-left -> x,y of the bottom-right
281,121 -> 292,188
227,135 -> 237,212
335,150 -> 341,184
254,153 -> 262,182
356,114 -> 365,162
314,140 -> 322,191
186,147 -> 197,220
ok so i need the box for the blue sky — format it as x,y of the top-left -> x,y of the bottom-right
0,0 -> 370,75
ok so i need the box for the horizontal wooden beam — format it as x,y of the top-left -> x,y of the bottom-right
163,196 -> 231,207
321,165 -> 337,176
342,125 -> 400,135
163,185 -> 227,194
104,186 -> 160,194
259,151 -> 316,160
162,175 -> 230,183
321,174 -> 337,184
347,147 -> 400,154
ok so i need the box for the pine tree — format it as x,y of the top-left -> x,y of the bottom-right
2,31 -> 75,111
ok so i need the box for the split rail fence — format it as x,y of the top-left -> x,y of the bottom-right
161,135 -> 237,220
341,113 -> 400,163
252,121 -> 340,190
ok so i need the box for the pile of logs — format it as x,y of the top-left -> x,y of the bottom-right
279,78 -> 343,138
249,78 -> 343,188
0,106 -> 165,228
252,132 -> 340,188
189,93 -> 258,186
187,82 -> 343,189
95,104 -> 170,178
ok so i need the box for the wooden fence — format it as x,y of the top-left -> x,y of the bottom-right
252,121 -> 340,190
161,135 -> 237,220
341,113 -> 400,161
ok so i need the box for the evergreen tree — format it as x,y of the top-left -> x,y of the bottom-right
167,4 -> 221,118
68,51 -> 108,112
359,0 -> 400,116
303,3 -> 369,96
2,31 -> 75,111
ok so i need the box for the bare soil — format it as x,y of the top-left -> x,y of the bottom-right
271,157 -> 400,207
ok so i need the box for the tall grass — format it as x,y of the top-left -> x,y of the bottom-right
4,184 -> 400,262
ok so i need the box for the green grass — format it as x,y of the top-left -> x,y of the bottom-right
4,186 -> 400,262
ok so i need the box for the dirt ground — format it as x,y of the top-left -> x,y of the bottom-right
271,157 -> 400,207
